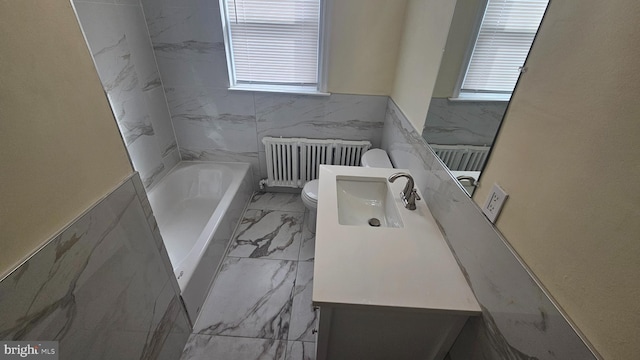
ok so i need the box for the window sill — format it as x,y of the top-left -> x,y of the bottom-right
229,84 -> 330,96
449,92 -> 511,102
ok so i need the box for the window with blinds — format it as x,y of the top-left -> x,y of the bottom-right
221,0 -> 323,93
460,0 -> 548,98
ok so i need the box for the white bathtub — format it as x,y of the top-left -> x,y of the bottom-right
148,161 -> 252,322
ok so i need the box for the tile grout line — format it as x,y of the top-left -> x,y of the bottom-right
287,200 -> 304,345
187,191 -> 256,337
185,193 -> 309,359
296,210 -> 307,262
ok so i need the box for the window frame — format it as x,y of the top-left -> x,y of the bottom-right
451,0 -> 547,102
219,0 -> 330,96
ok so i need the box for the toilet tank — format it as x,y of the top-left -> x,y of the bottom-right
361,149 -> 393,168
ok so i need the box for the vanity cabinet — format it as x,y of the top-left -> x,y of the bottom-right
313,166 -> 480,359
314,304 -> 469,360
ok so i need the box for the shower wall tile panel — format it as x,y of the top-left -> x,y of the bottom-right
74,1 -> 178,188
142,0 -> 228,90
141,0 -> 387,189
254,93 -> 388,147
166,87 -> 258,155
423,98 -> 507,146
381,99 -> 597,360
0,174 -> 190,359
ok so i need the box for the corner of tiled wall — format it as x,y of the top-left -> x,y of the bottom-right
140,0 -> 391,191
73,0 -> 179,189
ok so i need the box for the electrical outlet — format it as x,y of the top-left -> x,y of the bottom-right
482,183 -> 508,223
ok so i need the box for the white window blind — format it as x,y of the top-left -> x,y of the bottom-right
461,0 -> 548,94
222,0 -> 321,90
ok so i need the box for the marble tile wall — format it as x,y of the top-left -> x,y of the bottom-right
141,0 -> 387,187
0,174 -> 190,359
423,98 -> 507,146
381,99 -> 598,359
73,0 -> 179,189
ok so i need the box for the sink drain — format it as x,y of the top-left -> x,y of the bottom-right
368,218 -> 381,227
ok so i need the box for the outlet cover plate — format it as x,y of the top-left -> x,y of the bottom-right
482,183 -> 508,223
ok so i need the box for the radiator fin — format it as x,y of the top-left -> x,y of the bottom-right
430,144 -> 490,171
262,137 -> 371,188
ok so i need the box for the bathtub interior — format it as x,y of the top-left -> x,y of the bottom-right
147,161 -> 253,323
150,166 -> 234,266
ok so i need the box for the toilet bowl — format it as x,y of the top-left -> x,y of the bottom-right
301,180 -> 319,232
302,148 -> 393,233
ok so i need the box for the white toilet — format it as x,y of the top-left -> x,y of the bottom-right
301,148 -> 394,233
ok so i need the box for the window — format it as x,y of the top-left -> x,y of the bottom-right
456,0 -> 548,101
220,0 -> 326,94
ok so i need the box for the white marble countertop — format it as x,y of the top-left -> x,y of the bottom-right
312,165 -> 481,315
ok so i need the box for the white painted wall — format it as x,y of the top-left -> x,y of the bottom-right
391,0 -> 457,131
326,0 -> 408,95
431,0 -> 483,98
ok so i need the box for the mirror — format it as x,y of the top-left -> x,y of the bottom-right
421,0 -> 547,196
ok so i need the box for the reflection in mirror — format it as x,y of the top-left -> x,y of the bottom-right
422,0 -> 548,196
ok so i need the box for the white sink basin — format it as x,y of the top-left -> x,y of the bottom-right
336,176 -> 403,228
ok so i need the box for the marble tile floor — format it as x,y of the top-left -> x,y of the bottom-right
181,192 -> 317,360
